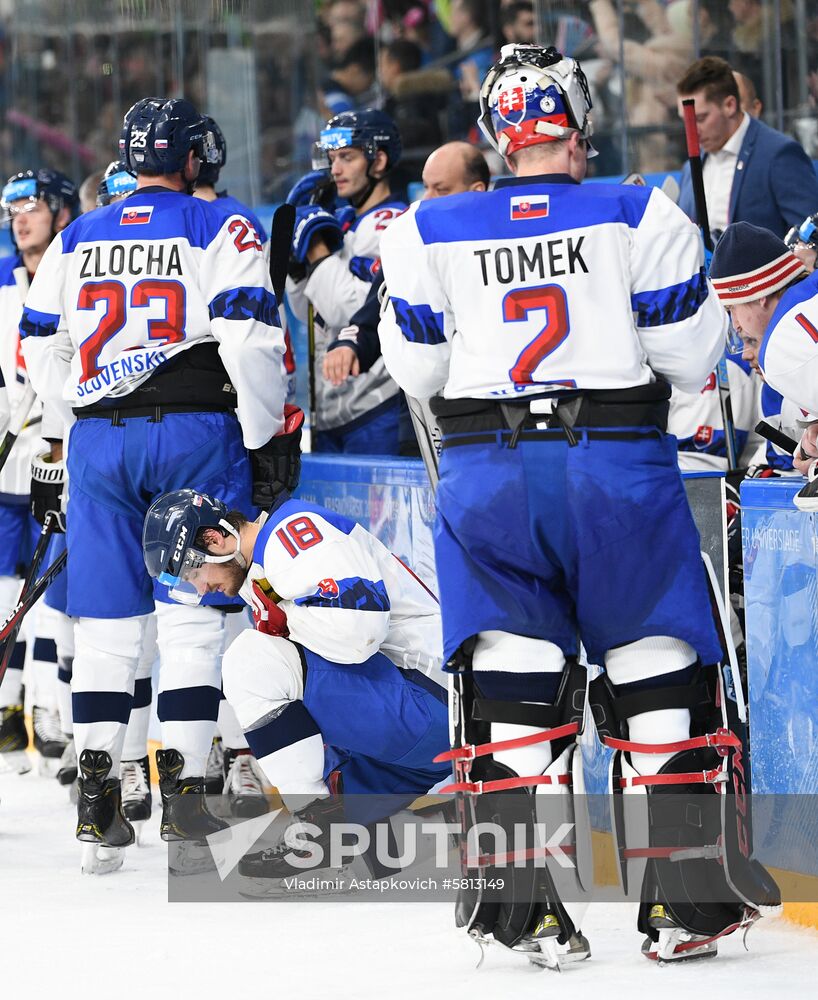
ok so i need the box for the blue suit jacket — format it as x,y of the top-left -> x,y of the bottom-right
679,116 -> 818,239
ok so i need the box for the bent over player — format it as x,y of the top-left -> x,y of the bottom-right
19,98 -> 288,873
142,487 -> 450,888
378,44 -> 779,965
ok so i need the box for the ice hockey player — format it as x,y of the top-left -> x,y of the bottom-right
18,97 -> 288,873
709,221 -> 818,496
142,484 -> 450,888
0,168 -> 79,774
192,115 -> 270,257
96,160 -> 138,207
286,108 -> 406,454
377,43 -> 780,965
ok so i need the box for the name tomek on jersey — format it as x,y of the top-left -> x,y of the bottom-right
78,242 -> 184,279
473,235 -> 588,287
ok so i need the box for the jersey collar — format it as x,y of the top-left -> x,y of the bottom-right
494,173 -> 580,189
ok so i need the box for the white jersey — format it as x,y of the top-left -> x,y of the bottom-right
669,356 -> 758,472
377,177 -> 726,400
758,271 -> 818,419
19,189 -> 286,449
241,497 -> 444,684
0,256 -> 43,498
286,199 -> 404,430
744,381 -> 804,472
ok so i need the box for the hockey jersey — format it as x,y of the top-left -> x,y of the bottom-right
669,355 -> 757,472
286,198 -> 405,430
377,175 -> 726,400
0,255 -> 44,498
19,189 -> 286,449
758,271 -> 818,417
747,382 -> 804,472
242,498 -> 444,683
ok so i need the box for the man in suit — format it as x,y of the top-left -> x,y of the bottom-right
676,57 -> 818,240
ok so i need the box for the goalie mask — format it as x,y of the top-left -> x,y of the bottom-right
478,44 -> 596,160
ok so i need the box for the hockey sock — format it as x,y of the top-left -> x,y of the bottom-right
217,695 -> 250,751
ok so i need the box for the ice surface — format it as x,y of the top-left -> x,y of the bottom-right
2,765 -> 817,1000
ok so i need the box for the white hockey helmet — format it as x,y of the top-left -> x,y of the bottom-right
478,44 -> 596,159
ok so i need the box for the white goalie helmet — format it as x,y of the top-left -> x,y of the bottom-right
478,44 -> 596,159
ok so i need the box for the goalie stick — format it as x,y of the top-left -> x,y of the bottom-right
681,98 -> 739,472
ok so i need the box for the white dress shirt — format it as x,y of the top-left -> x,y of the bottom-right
702,112 -> 751,235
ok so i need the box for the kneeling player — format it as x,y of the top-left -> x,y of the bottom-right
142,488 -> 450,885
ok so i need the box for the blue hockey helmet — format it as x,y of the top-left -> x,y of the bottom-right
96,160 -> 137,207
1,168 -> 80,225
143,489 -> 245,606
785,212 -> 818,252
313,108 -> 402,172
119,97 -> 219,175
197,115 -> 227,187
478,44 -> 596,160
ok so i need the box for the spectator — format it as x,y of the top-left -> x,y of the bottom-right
588,0 -> 693,171
733,70 -> 762,118
500,1 -> 536,45
318,37 -> 377,119
448,0 -> 495,103
697,0 -> 736,62
676,56 -> 818,239
380,39 -> 443,151
325,0 -> 367,60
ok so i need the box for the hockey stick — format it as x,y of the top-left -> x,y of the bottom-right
0,383 -> 36,477
681,98 -> 739,472
269,203 -> 295,305
754,420 -> 798,454
0,512 -> 60,680
0,542 -> 67,687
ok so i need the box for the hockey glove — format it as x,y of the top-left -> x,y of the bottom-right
30,451 -> 66,533
250,580 -> 290,637
285,170 -> 337,210
291,206 -> 344,264
250,404 -> 305,509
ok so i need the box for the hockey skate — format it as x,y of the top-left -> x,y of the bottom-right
223,748 -> 269,818
0,703 -> 31,774
156,748 -> 228,876
76,749 -> 135,875
120,756 -> 152,843
466,909 -> 591,972
640,905 -> 719,963
204,736 -> 225,794
32,706 -> 67,776
237,796 -> 352,899
57,737 -> 78,785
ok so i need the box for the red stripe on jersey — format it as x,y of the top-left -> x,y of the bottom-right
796,311 -> 818,344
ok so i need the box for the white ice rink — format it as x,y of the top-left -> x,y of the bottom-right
2,764 -> 817,1000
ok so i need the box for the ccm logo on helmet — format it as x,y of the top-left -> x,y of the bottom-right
172,525 -> 188,563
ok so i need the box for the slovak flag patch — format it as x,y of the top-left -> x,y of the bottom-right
317,578 -> 339,598
497,86 -> 526,125
120,205 -> 153,225
510,194 -> 549,221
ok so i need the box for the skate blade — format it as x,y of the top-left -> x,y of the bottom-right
167,841 -> 217,877
131,820 -> 147,846
81,843 -> 125,875
0,750 -> 32,775
645,928 -> 718,963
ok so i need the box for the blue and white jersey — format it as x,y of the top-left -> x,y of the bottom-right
214,193 -> 269,256
669,355 -> 757,472
750,382 -> 803,472
758,271 -> 818,417
377,174 -> 726,400
241,498 -> 443,682
19,189 -> 286,449
286,198 -> 405,430
0,254 -> 43,497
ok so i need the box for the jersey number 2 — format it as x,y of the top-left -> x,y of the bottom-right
77,278 -> 186,382
503,284 -> 569,385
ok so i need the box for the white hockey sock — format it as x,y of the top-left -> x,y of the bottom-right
217,697 -> 249,751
